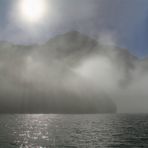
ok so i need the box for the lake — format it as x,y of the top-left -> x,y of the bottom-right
0,114 -> 148,147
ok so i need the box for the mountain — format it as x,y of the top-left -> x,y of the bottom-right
1,31 -> 142,113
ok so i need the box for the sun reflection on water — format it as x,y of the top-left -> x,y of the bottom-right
13,114 -> 57,147
1,114 -> 147,147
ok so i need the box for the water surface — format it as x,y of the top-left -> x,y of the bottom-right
0,114 -> 148,147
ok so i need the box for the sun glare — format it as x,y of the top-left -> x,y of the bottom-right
18,0 -> 47,23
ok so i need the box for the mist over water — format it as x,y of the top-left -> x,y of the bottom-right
0,31 -> 148,113
0,32 -> 117,113
0,0 -> 147,113
0,1 -> 148,148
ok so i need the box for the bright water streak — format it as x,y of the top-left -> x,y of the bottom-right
0,114 -> 148,147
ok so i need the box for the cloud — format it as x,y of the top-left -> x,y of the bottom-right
0,32 -> 117,113
0,31 -> 148,113
0,0 -> 147,113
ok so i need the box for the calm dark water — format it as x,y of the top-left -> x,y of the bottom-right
0,114 -> 148,147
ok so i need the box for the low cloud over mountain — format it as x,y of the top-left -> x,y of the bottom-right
0,31 -> 147,113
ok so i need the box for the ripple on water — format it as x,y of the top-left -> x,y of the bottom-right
0,114 -> 148,147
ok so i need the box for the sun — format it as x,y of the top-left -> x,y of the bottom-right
18,0 -> 47,23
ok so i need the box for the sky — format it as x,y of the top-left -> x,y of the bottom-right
0,0 -> 148,57
0,0 -> 148,113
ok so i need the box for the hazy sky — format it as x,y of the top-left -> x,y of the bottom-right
0,0 -> 148,57
0,0 -> 148,113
